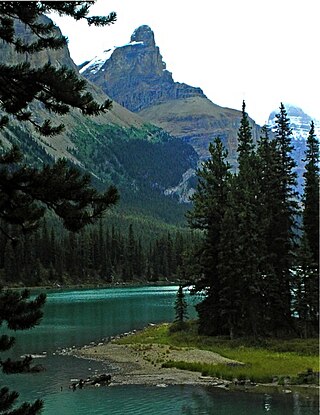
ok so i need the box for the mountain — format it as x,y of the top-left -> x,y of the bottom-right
268,104 -> 320,193
269,104 -> 320,141
80,25 -> 205,112
0,17 -> 199,224
81,25 -> 261,166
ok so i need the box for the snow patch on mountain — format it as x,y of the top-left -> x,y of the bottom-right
268,104 -> 320,140
79,41 -> 144,75
79,49 -> 114,75
268,104 -> 320,194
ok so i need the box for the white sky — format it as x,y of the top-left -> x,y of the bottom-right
51,0 -> 320,126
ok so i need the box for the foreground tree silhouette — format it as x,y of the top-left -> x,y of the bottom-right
0,289 -> 46,414
0,1 -> 116,134
0,2 -> 118,414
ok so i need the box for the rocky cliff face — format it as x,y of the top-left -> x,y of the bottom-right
81,25 -> 261,164
81,25 -> 205,112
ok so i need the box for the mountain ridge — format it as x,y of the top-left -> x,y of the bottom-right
81,25 -> 261,164
0,17 -> 199,224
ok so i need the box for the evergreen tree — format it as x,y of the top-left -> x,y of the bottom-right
174,285 -> 188,326
237,100 -> 255,165
232,101 -> 263,336
0,152 -> 119,236
3,241 -> 16,283
271,103 -> 298,333
294,235 -> 318,337
187,137 -> 232,335
256,126 -> 286,333
0,288 -> 46,415
125,224 -> 136,280
0,2 -> 116,134
0,3 -> 118,414
217,195 -> 242,338
296,121 -> 319,335
302,121 -> 319,265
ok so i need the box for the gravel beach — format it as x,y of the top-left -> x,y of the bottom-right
72,341 -> 236,387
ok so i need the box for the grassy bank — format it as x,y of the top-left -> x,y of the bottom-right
116,321 -> 319,385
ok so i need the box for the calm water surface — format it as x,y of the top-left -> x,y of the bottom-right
1,286 -> 318,415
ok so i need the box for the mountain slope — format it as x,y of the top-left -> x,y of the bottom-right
81,25 -> 261,165
0,17 -> 198,224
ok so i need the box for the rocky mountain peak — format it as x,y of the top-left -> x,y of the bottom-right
130,25 -> 155,47
80,25 -> 260,166
81,25 -> 205,112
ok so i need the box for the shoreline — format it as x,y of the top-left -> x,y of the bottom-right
4,281 -> 178,292
67,337 -> 319,397
70,341 -> 235,388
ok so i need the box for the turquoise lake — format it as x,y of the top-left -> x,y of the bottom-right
1,286 -> 318,414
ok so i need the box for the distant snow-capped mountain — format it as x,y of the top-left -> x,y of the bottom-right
268,104 -> 319,194
268,104 -> 320,140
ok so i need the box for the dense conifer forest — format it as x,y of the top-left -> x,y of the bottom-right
0,216 -> 200,286
187,102 -> 319,339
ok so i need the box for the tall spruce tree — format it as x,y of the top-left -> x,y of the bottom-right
295,121 -> 319,335
0,3 -> 118,414
271,103 -> 298,334
219,101 -> 263,337
217,185 -> 242,338
187,136 -> 231,335
256,126 -> 286,333
302,121 -> 319,265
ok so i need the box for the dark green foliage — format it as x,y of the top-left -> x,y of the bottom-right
0,1 -> 115,135
68,122 -> 198,224
302,121 -> 319,265
187,137 -> 231,335
237,100 -> 255,162
0,288 -> 46,414
0,3 -> 118,414
0,1 -> 120,238
174,285 -> 188,325
0,216 -> 201,286
1,126 -> 53,166
0,148 -> 119,234
270,103 -> 299,333
228,101 -> 262,337
294,121 -> 320,336
256,126 -> 288,333
187,102 -> 318,339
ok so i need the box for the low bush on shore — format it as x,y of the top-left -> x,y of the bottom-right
116,321 -> 319,384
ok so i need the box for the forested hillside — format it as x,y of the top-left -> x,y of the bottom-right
0,214 -> 201,286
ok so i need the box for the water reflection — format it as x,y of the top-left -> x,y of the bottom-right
1,287 -> 318,415
264,394 -> 272,412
